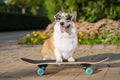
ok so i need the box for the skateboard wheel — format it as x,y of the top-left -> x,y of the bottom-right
85,67 -> 93,75
37,67 -> 45,76
82,66 -> 87,70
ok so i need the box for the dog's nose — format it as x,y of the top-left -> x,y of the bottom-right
60,22 -> 64,25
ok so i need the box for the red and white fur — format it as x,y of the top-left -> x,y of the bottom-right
41,12 -> 77,63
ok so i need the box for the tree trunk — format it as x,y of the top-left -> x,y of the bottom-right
21,7 -> 26,14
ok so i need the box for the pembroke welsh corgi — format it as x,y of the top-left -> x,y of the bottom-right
41,11 -> 78,63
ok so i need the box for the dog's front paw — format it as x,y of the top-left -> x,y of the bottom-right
56,58 -> 63,63
68,57 -> 75,62
56,58 -> 63,66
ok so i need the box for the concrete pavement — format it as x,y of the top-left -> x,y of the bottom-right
0,45 -> 120,80
0,30 -> 33,45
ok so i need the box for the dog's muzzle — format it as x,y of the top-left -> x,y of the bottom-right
60,24 -> 70,33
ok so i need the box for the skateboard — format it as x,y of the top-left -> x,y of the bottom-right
21,57 -> 108,76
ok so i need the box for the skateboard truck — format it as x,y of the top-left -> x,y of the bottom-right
37,64 -> 48,76
81,64 -> 91,70
81,64 -> 93,75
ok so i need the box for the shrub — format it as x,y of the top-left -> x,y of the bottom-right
98,24 -> 120,45
78,24 -> 120,45
18,25 -> 120,45
78,30 -> 102,45
18,31 -> 49,45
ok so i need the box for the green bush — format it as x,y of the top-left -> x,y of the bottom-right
43,0 -> 120,22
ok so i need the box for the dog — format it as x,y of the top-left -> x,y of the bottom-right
41,12 -> 78,63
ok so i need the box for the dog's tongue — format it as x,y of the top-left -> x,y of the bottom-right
60,27 -> 66,33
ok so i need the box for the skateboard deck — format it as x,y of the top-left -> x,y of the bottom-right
21,57 -> 108,76
21,57 -> 108,65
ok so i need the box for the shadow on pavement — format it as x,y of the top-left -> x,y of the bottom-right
76,53 -> 120,68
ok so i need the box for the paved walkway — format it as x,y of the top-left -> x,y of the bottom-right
0,45 -> 120,80
0,31 -> 33,46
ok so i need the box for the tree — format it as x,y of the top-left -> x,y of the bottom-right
9,0 -> 43,15
44,0 -> 120,22
44,0 -> 78,21
0,0 -> 10,12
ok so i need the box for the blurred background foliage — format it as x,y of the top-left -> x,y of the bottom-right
0,0 -> 119,45
0,0 -> 120,31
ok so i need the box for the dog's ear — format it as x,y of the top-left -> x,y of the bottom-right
71,11 -> 77,22
57,11 -> 62,14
